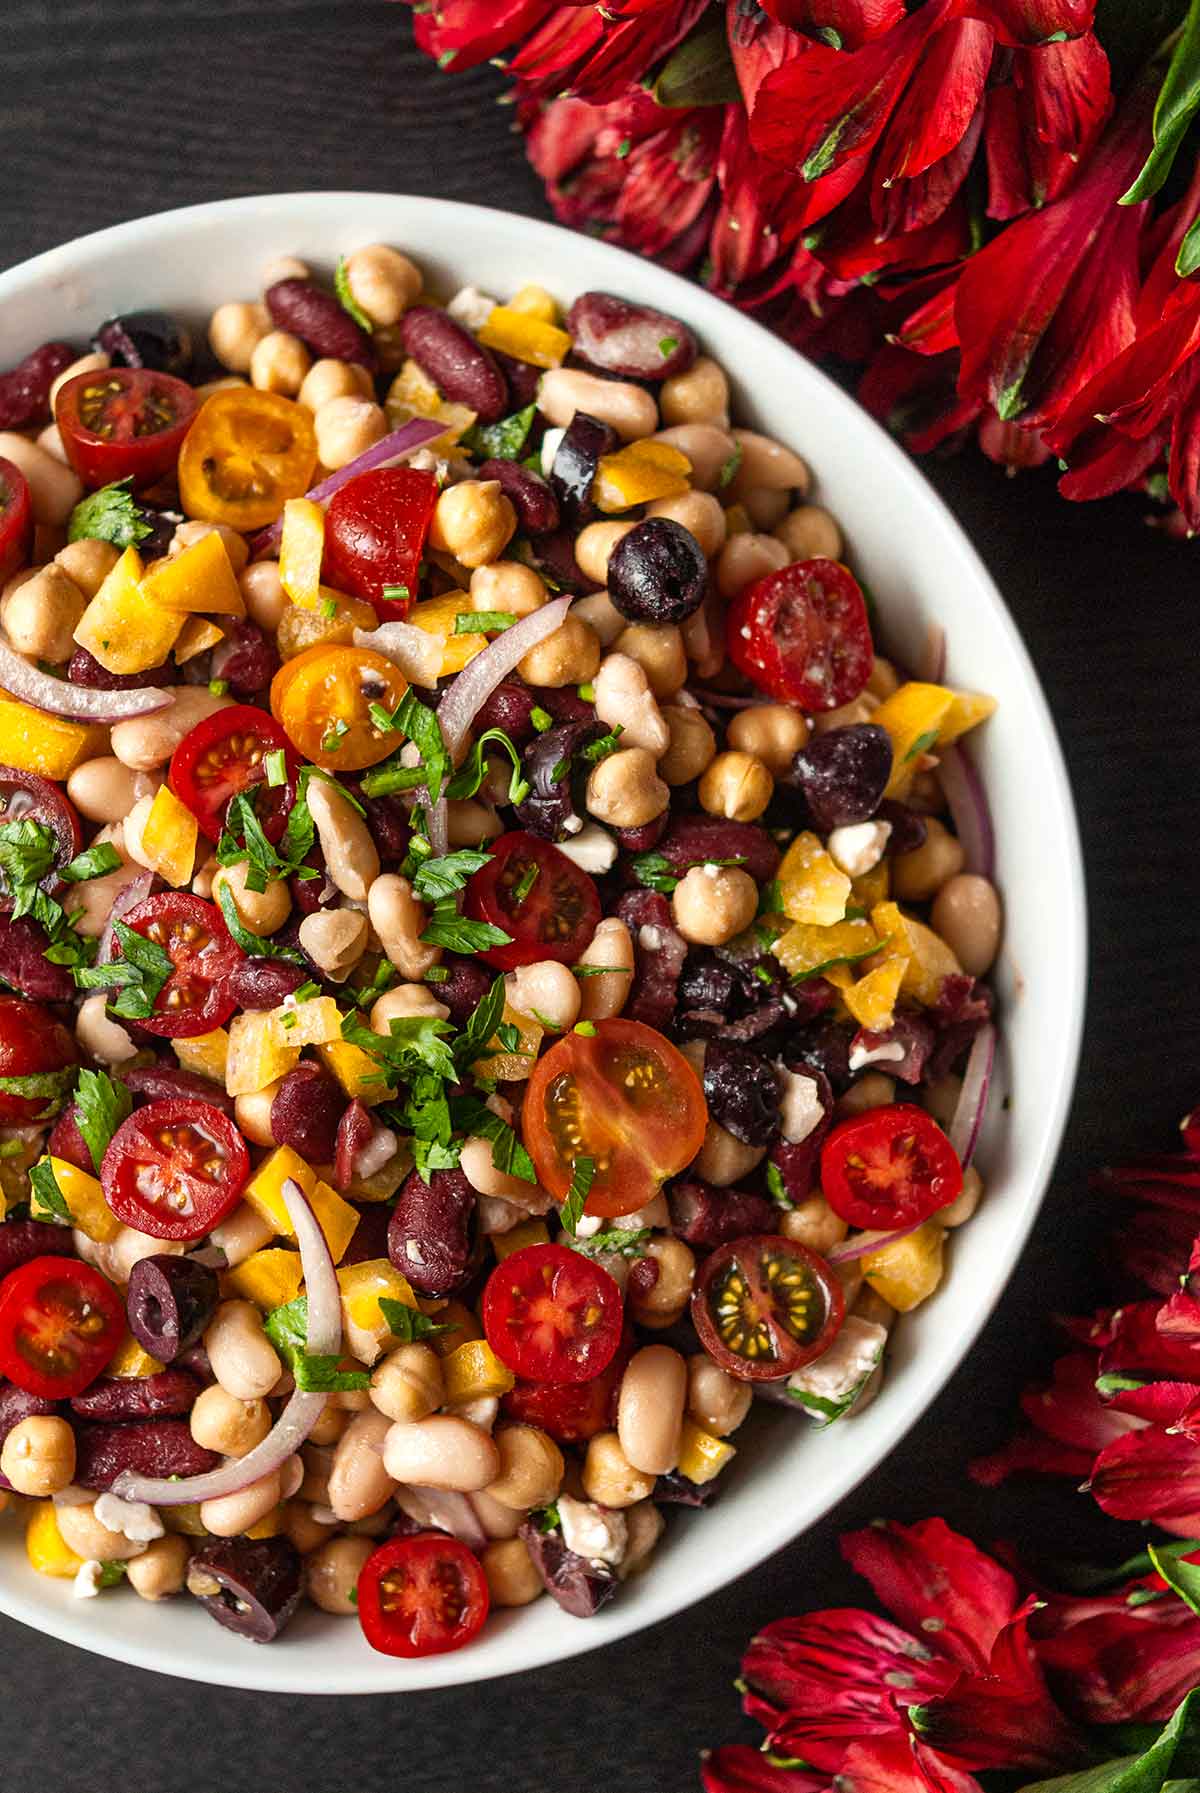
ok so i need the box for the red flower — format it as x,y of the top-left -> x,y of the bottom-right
974,0 -> 1095,45
755,0 -> 906,49
507,0 -> 708,103
985,33 -> 1112,218
407,0 -> 556,71
1034,1569 -> 1200,1726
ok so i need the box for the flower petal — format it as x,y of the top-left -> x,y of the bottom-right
1020,1350 -> 1142,1452
837,1735 -> 984,1793
839,1519 -> 1020,1672
971,0 -> 1096,46
1090,1425 -> 1200,1523
411,0 -> 558,70
874,19 -> 993,187
969,1430 -> 1098,1487
756,0 -> 907,49
700,1746 -> 828,1793
1113,1205 -> 1198,1295
1036,1604 -> 1200,1726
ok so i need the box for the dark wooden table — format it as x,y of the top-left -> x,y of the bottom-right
1,4 -> 1195,1788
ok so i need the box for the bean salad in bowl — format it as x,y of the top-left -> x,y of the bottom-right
0,240 -> 1000,1659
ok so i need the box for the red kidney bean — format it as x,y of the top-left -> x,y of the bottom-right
122,1063 -> 236,1115
626,1255 -> 660,1304
0,342 -> 75,429
658,816 -> 781,885
519,1519 -> 617,1618
566,292 -> 697,382
209,620 -> 279,699
388,1167 -> 476,1295
434,954 -> 495,1027
523,528 -> 594,594
48,1104 -> 95,1173
877,798 -> 928,856
189,1535 -> 303,1642
74,1418 -> 219,1490
270,1064 -> 346,1163
0,915 -> 75,1002
68,647 -> 173,691
0,1382 -> 60,1490
475,458 -> 560,536
70,1368 -> 201,1423
537,685 -> 592,724
352,787 -> 410,862
0,1220 -> 70,1281
333,1099 -> 373,1191
400,306 -> 506,423
493,347 -> 542,410
126,1255 -> 219,1363
614,889 -> 687,1033
338,1199 -> 392,1267
667,1179 -> 776,1250
613,815 -> 667,854
224,956 -> 309,1012
474,680 -> 539,745
265,278 -> 375,370
289,852 -> 334,917
177,1342 -> 214,1384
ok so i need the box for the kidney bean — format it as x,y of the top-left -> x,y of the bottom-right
177,1341 -> 214,1384
333,1099 -> 374,1191
537,685 -> 592,725
475,680 -> 539,745
224,956 -> 309,1012
68,647 -> 172,691
435,954 -> 495,1027
523,528 -> 592,594
352,787 -> 410,862
493,347 -> 542,410
667,1179 -> 775,1250
122,1063 -> 236,1115
519,1519 -> 617,1618
0,342 -> 75,429
0,1382 -> 60,1491
566,293 -> 697,382
703,1041 -> 780,1146
265,278 -> 375,370
614,889 -> 687,1033
209,620 -> 279,699
400,306 -> 506,422
0,915 -> 74,1002
70,1368 -> 201,1423
388,1167 -> 476,1296
613,815 -> 667,854
338,1199 -> 392,1267
654,1470 -> 716,1507
270,1064 -> 346,1162
126,1255 -> 220,1362
657,816 -> 780,885
189,1535 -> 303,1642
48,1103 -> 94,1172
877,798 -> 928,856
289,853 -> 334,917
0,1220 -> 70,1281
475,458 -> 560,536
74,1418 -> 219,1491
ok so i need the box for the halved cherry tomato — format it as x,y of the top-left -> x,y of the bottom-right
0,1255 -> 124,1398
55,367 -> 198,491
501,1329 -> 632,1442
117,892 -> 242,1039
0,994 -> 77,1124
358,1533 -> 489,1658
323,466 -> 440,617
692,1234 -> 844,1382
0,456 -> 33,584
482,1243 -> 622,1384
0,766 -> 82,912
463,832 -> 600,971
820,1103 -> 962,1231
522,1018 -> 707,1220
177,388 -> 317,532
727,558 -> 872,712
270,643 -> 407,771
101,1097 -> 249,1241
169,705 -> 299,842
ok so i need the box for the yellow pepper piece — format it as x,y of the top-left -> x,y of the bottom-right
473,1002 -> 543,1084
174,615 -> 226,662
850,859 -> 890,912
172,1027 -> 230,1086
863,1221 -> 946,1311
477,305 -> 572,369
871,682 -> 957,799
279,497 -> 327,610
677,1420 -> 736,1486
139,784 -> 198,887
245,1506 -> 284,1539
225,1247 -> 304,1310
73,546 -> 184,676
346,1148 -> 410,1203
869,902 -> 961,1007
225,1011 -> 301,1096
842,956 -> 909,1031
106,1332 -> 164,1379
385,359 -> 476,449
25,1502 -> 83,1579
0,695 -> 104,781
778,831 -> 852,927
242,1148 -> 359,1261
277,588 -> 378,661
32,1156 -> 122,1244
939,689 -> 998,746
141,529 -> 246,617
594,440 -> 691,514
442,1339 -> 516,1403
772,917 -> 879,981
267,994 -> 343,1049
162,1503 -> 208,1536
508,284 -> 560,324
338,1258 -> 419,1362
317,1038 -> 395,1106
407,594 -> 487,676
492,1218 -> 550,1262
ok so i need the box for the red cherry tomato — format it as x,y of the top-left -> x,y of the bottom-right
323,466 -> 440,617
101,1097 -> 249,1241
522,1018 -> 707,1220
482,1243 -> 623,1384
168,704 -> 299,842
0,995 -> 77,1124
0,1256 -> 124,1398
502,1330 -> 632,1442
820,1103 -> 963,1231
727,558 -> 872,712
55,367 -> 199,491
357,1533 -> 489,1658
0,766 -> 82,913
692,1234 -> 845,1383
463,831 -> 600,972
0,456 -> 33,584
117,893 -> 242,1039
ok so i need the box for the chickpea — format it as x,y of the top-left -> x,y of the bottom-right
0,563 -> 79,662
249,329 -> 311,396
506,959 -> 580,1033
727,429 -> 810,503
371,983 -> 449,1032
469,559 -> 547,621
909,767 -> 947,815
307,776 -> 379,899
586,747 -> 669,829
837,1072 -> 896,1117
658,706 -> 716,786
299,1533 -> 371,1616
612,623 -> 687,700
930,874 -> 1002,976
645,490 -> 726,559
482,1537 -> 542,1608
297,907 -> 369,982
891,817 -> 965,903
581,1431 -> 655,1508
193,375 -> 248,401
211,859 -> 291,937
716,530 -> 789,600
574,916 -> 634,1022
538,368 -> 657,443
629,1237 -> 696,1328
574,520 -> 635,586
660,356 -> 730,428
687,1354 -> 752,1438
942,1164 -> 983,1228
370,1342 -> 445,1423
170,518 -> 249,574
867,656 -> 900,700
281,1500 -> 331,1555
0,433 -> 82,527
776,503 -> 842,562
699,750 -> 773,823
517,612 -> 600,688
314,395 -> 388,471
571,590 -> 625,647
445,798 -> 503,847
308,1404 -> 350,1448
0,1414 -> 75,1495
209,300 -> 272,372
75,991 -> 137,1065
924,1074 -> 962,1130
812,693 -> 877,735
692,1119 -> 765,1187
189,1385 -> 272,1457
485,1425 -> 565,1511
55,536 -> 120,600
126,1534 -> 190,1602
109,688 -> 233,772
368,873 -> 440,981
342,244 -> 422,327
653,424 -> 736,492
617,1345 -> 686,1475
780,1194 -> 848,1254
298,358 -> 373,412
56,1499 -> 148,1563
429,480 -> 516,569
726,703 -> 808,777
239,559 -> 288,633
593,652 -> 668,756
50,349 -> 110,411
205,1300 -> 282,1401
671,863 -> 757,948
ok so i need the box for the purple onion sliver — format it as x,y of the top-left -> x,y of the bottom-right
97,870 -> 155,964
918,621 -> 947,686
826,1215 -> 931,1265
683,687 -> 759,710
938,742 -> 995,881
947,1021 -> 995,1169
249,417 -> 446,556
0,635 -> 174,721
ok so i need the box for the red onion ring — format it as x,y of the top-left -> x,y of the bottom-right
393,1487 -> 489,1550
0,635 -> 174,722
918,622 -> 947,686
353,620 -> 442,689
96,870 -> 155,963
112,1177 -> 340,1506
947,1021 -> 996,1169
938,742 -> 995,880
249,417 -> 446,556
826,1216 -> 931,1265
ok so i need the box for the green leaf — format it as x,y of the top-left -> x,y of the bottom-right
653,14 -> 740,107
449,1095 -> 537,1183
454,611 -> 516,634
628,849 -> 678,894
558,1156 -> 595,1235
340,1007 -> 457,1084
377,1297 -> 459,1344
411,849 -> 492,903
264,1298 -> 370,1392
1122,0 -> 1200,203
215,881 -> 304,964
73,918 -> 174,1021
445,726 -> 529,805
456,975 -> 508,1066
29,1158 -> 71,1223
420,899 -> 512,956
67,478 -> 152,549
1179,206 -> 1200,276
61,843 -> 122,884
333,256 -> 374,334
532,1501 -> 561,1535
0,819 -> 58,921
1149,1541 -> 1200,1615
0,1066 -> 75,1121
1014,1690 -> 1200,1793
460,403 -> 536,462
570,1227 -> 651,1260
73,1068 -> 133,1174
361,689 -> 450,806
766,1161 -> 792,1208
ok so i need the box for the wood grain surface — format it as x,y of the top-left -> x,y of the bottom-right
1,5 -> 1196,1789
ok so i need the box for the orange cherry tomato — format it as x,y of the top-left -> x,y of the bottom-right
522,1018 -> 707,1220
177,388 -> 317,531
270,644 -> 407,770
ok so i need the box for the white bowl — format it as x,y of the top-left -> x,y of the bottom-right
0,192 -> 1085,1693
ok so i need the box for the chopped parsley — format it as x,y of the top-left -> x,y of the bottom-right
29,1158 -> 72,1224
215,881 -> 305,964
460,403 -> 537,463
659,335 -> 679,358
333,255 -> 374,334
361,689 -> 450,805
511,861 -> 539,904
629,849 -> 745,895
67,477 -> 152,549
572,1020 -> 597,1038
765,1161 -> 792,1209
321,717 -> 350,755
571,1227 -> 651,1259
73,1068 -> 133,1174
411,849 -> 492,903
382,584 -> 410,607
533,1502 -> 561,1535
420,900 -> 512,956
265,1298 -> 371,1393
445,727 -> 529,806
73,919 -> 174,1021
0,820 -> 120,943
454,611 -> 516,634
718,440 -> 743,489
572,963 -> 632,979
530,705 -> 553,733
264,749 -> 287,788
377,1298 -> 460,1344
558,1156 -> 595,1235
903,728 -> 939,765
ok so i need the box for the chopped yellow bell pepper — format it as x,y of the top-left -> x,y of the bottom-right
492,1218 -> 550,1262
472,1002 -> 543,1083
73,546 -> 184,676
175,616 -> 226,663
407,594 -> 486,676
871,682 -> 957,799
677,1420 -> 736,1485
385,359 -> 476,449
245,1506 -> 284,1539
242,1148 -> 359,1261
172,1027 -> 230,1085
277,589 -> 378,661
477,305 -> 571,369
225,1247 -> 304,1309
594,440 -> 691,514
842,957 -> 908,1032
442,1339 -> 515,1403
0,692 -> 104,782
141,529 -> 246,617
850,858 -> 890,912
279,497 -> 326,610
106,1332 -> 164,1379
338,1258 -> 419,1363
863,1221 -> 946,1311
778,831 -> 852,927
138,784 -> 198,887
267,994 -> 343,1050
507,284 -> 560,324
225,1011 -> 301,1097
25,1502 -> 83,1579
346,1147 -> 409,1203
772,916 -> 880,982
162,1503 -> 208,1537
869,902 -> 961,1007
939,689 -> 997,747
317,1038 -> 395,1106
32,1156 -> 121,1243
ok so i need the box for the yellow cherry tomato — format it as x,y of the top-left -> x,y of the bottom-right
178,389 -> 317,532
270,644 -> 408,770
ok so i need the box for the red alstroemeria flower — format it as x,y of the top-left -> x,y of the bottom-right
755,0 -> 906,49
506,0 -> 708,104
405,0 -> 557,71
1032,1557 -> 1200,1725
985,32 -> 1112,218
973,0 -> 1096,45
701,1736 -> 979,1793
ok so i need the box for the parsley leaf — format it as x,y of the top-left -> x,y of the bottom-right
627,849 -> 678,895
411,849 -> 491,903
558,1156 -> 595,1235
377,1297 -> 460,1344
420,899 -> 512,956
73,1068 -> 133,1174
455,975 -> 508,1068
29,1158 -> 71,1223
215,881 -> 305,963
73,919 -> 174,1021
340,1007 -> 457,1085
449,1095 -> 537,1183
765,1161 -> 792,1209
445,727 -> 529,805
460,403 -> 536,463
0,820 -> 61,928
333,256 -> 374,334
903,727 -> 939,765
264,1298 -> 370,1392
571,1227 -> 651,1259
532,1502 -> 561,1535
361,690 -> 450,805
718,440 -> 743,489
454,611 -> 515,634
67,477 -> 152,549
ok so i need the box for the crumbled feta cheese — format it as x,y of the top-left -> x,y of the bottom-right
847,1040 -> 907,1072
556,822 -> 617,875
786,1316 -> 887,1422
778,1068 -> 825,1144
561,813 -> 584,835
639,924 -> 663,951
574,1212 -> 604,1238
827,820 -> 892,878
353,1124 -> 398,1181
558,1494 -> 628,1567
93,1492 -> 164,1544
447,285 -> 498,331
540,426 -> 566,479
310,1505 -> 339,1526
72,1560 -> 105,1600
701,861 -> 722,879
614,1192 -> 668,1230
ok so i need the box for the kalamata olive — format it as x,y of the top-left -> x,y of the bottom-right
435,954 -> 495,1026
270,1064 -> 346,1162
927,975 -> 993,1080
783,1017 -> 858,1094
476,459 -> 560,536
74,1418 -> 219,1491
703,1041 -> 780,1146
224,957 -> 309,1011
126,1254 -> 219,1362
519,1518 -> 618,1618
615,888 -> 687,1033
400,306 -> 505,421
176,1341 -> 214,1384
607,517 -> 708,625
877,798 -> 928,856
522,528 -> 592,593
788,725 -> 893,832
68,647 -> 172,691
515,718 -> 608,840
0,1382 -> 60,1491
93,310 -> 193,378
338,1200 -> 392,1267
658,816 -> 781,885
566,293 -> 698,382
849,1014 -> 935,1085
536,685 -> 592,725
549,412 -> 618,529
70,1368 -> 201,1422
388,1167 -> 476,1295
768,1068 -> 834,1202
0,342 -> 75,430
0,1220 -> 70,1281
122,1063 -> 237,1115
188,1535 -> 303,1643
209,620 -> 279,699
654,1471 -> 716,1506
265,278 -> 375,371
135,506 -> 184,563
0,915 -> 74,1002
667,1179 -> 775,1250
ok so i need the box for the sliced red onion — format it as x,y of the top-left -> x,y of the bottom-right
111,1177 -> 340,1506
947,1021 -> 995,1169
353,620 -> 442,689
97,870 -> 155,963
683,686 -> 759,710
393,1486 -> 488,1550
918,622 -> 947,686
0,635 -> 173,722
827,1215 -> 930,1265
938,742 -> 995,879
249,417 -> 446,555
